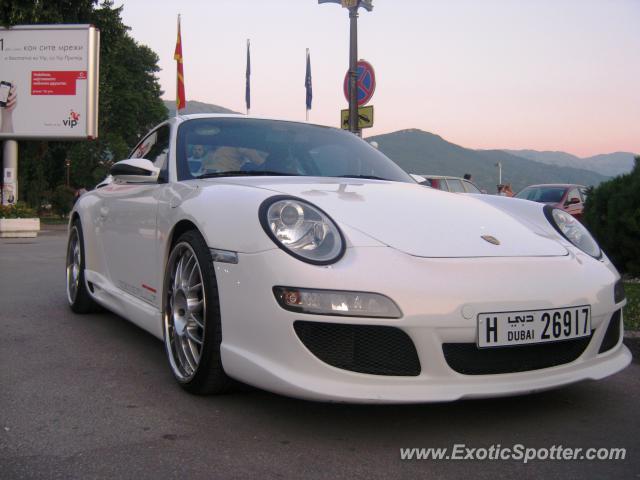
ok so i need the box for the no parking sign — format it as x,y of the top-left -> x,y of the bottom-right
343,60 -> 376,107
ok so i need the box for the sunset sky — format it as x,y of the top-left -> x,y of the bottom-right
117,0 -> 640,157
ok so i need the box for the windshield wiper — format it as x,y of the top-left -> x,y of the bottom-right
338,174 -> 391,181
197,171 -> 301,179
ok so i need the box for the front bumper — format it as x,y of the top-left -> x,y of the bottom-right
214,246 -> 631,403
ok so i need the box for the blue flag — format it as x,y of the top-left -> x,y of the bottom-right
245,40 -> 251,112
305,49 -> 312,111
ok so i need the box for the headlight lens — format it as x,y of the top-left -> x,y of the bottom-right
544,206 -> 601,258
259,196 -> 345,264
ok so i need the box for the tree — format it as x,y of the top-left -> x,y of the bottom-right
51,184 -> 75,218
2,1 -> 168,206
584,156 -> 640,276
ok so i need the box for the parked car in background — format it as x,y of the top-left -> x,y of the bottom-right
515,184 -> 588,221
412,175 -> 483,194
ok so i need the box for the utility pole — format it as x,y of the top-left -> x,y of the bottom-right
348,6 -> 359,136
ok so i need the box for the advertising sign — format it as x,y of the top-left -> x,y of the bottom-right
0,25 -> 100,139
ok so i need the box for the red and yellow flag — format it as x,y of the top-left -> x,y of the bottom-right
174,15 -> 186,111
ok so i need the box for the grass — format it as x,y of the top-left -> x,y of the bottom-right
624,282 -> 640,331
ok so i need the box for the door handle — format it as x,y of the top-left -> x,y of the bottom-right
99,207 -> 109,219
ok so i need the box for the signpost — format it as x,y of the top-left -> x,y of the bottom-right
318,0 -> 373,135
341,105 -> 374,130
343,60 -> 376,106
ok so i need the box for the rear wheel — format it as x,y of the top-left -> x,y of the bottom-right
163,230 -> 233,394
66,220 -> 97,313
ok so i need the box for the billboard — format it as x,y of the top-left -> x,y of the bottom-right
0,25 -> 99,139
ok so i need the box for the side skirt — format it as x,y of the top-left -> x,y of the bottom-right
84,269 -> 164,339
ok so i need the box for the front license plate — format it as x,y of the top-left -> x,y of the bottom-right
477,305 -> 591,348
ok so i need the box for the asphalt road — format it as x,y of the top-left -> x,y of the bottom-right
1,228 -> 639,480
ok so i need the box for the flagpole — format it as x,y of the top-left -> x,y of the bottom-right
306,48 -> 310,122
246,39 -> 251,116
176,14 -> 180,118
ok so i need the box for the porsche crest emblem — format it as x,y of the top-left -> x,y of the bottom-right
481,235 -> 501,245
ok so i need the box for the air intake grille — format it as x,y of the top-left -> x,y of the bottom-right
443,334 -> 593,375
599,310 -> 621,354
294,321 -> 421,376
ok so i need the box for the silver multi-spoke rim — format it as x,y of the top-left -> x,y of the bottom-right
66,227 -> 81,304
164,242 -> 206,381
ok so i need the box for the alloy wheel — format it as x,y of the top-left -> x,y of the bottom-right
164,242 -> 206,381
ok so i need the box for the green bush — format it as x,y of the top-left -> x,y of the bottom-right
0,203 -> 37,218
584,157 -> 640,276
624,283 -> 640,331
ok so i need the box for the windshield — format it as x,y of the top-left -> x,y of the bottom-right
515,186 -> 567,203
177,118 -> 413,183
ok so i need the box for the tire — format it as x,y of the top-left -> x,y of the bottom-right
163,230 -> 233,395
66,220 -> 97,313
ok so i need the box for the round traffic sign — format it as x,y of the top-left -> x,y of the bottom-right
343,60 -> 376,107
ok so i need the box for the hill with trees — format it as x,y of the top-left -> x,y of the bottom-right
366,129 -> 608,193
502,150 -> 635,178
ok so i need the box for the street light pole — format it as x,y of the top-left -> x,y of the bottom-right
318,0 -> 373,136
348,6 -> 359,136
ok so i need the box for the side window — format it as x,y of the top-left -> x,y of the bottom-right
463,180 -> 481,193
130,132 -> 157,160
579,188 -> 588,203
430,179 -> 446,190
448,179 -> 465,193
146,126 -> 170,169
129,125 -> 171,183
567,188 -> 581,204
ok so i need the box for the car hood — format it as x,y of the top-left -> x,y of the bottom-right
206,178 -> 568,258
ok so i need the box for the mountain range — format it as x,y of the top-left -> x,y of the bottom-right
367,130 -> 609,193
501,150 -> 635,178
165,100 -> 635,193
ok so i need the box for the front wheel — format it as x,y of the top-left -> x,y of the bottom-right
163,230 -> 233,395
66,220 -> 97,313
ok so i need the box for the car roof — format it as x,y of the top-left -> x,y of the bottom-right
523,184 -> 586,189
417,175 -> 467,181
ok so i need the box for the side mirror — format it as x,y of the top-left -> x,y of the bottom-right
110,158 -> 159,183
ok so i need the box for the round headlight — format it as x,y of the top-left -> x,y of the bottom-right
544,206 -> 601,258
259,196 -> 345,265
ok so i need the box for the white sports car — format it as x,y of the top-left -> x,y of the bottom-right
67,114 -> 631,403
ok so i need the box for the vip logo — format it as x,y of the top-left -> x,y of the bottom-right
63,110 -> 81,128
